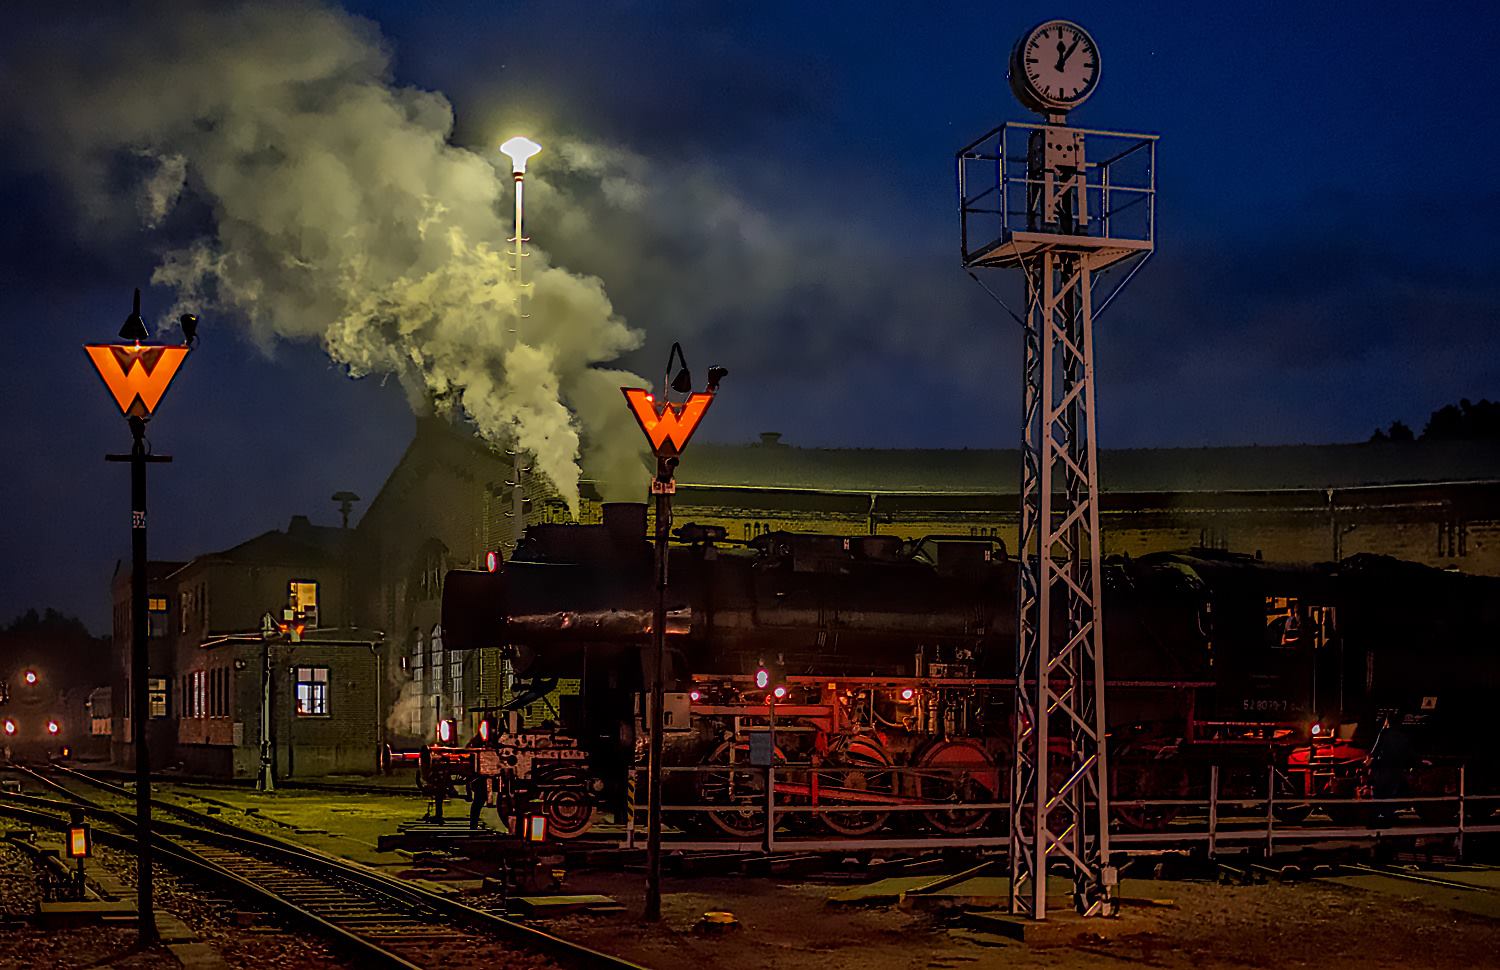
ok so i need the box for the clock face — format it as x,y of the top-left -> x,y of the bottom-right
1012,20 -> 1100,112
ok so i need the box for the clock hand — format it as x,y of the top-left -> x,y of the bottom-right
1056,38 -> 1082,71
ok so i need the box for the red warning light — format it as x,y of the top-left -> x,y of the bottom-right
755,668 -> 770,690
24,671 -> 37,685
47,720 -> 59,735
479,719 -> 491,742
437,719 -> 455,744
772,685 -> 787,700
485,551 -> 499,573
689,690 -> 701,702
900,688 -> 915,701
2,720 -> 14,735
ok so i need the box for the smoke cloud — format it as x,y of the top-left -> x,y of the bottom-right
5,1 -> 649,513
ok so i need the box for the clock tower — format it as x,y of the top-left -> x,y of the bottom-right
958,21 -> 1157,921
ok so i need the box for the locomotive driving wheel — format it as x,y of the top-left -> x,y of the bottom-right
816,737 -> 894,836
695,739 -> 784,839
1110,742 -> 1189,832
915,738 -> 998,835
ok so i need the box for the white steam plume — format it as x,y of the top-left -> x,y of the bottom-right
8,2 -> 649,513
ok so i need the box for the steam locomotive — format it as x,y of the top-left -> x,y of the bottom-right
0,666 -> 75,762
432,502 -> 1500,838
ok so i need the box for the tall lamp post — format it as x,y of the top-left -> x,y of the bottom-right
622,344 -> 726,921
499,135 -> 541,321
500,135 -> 542,555
85,289 -> 193,944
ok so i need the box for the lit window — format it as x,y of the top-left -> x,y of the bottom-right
147,677 -> 167,719
289,581 -> 320,628
148,597 -> 167,612
295,667 -> 330,717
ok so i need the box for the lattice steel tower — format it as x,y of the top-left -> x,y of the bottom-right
957,19 -> 1156,919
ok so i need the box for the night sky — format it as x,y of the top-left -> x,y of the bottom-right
2,1 -> 1496,632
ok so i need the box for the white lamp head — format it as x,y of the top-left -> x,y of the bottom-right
500,136 -> 542,175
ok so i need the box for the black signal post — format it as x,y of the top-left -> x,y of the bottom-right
88,289 -> 192,945
622,344 -> 724,922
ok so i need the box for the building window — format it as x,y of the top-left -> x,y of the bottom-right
148,677 -> 167,718
289,580 -> 320,628
147,596 -> 169,638
295,667 -> 330,717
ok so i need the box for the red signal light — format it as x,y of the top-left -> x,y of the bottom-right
772,685 -> 787,700
689,690 -> 701,702
46,721 -> 59,735
755,668 -> 770,690
24,671 -> 37,685
437,719 -> 455,744
900,688 -> 915,701
486,551 -> 499,573
479,719 -> 491,742
2,720 -> 14,735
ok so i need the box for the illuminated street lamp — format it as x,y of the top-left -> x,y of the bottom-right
622,342 -> 726,922
499,135 -> 542,315
499,135 -> 542,555
84,287 -> 193,945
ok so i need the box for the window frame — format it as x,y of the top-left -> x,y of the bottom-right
288,579 -> 321,629
294,665 -> 331,718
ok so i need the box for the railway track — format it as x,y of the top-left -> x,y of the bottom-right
0,763 -> 647,970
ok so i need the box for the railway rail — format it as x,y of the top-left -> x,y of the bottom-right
0,763 -> 646,970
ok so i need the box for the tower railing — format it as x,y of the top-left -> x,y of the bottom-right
959,122 -> 1157,272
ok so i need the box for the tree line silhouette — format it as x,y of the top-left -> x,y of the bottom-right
1371,398 -> 1500,443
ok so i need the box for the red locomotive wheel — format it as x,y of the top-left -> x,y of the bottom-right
696,740 -> 787,839
1110,744 -> 1188,832
817,737 -> 895,837
916,739 -> 998,835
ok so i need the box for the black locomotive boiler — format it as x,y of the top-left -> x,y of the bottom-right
434,502 -> 1500,838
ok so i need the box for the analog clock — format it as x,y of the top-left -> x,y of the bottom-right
1009,20 -> 1100,114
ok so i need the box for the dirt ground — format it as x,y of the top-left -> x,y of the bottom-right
540,870 -> 1500,970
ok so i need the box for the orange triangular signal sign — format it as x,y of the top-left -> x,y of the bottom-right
85,344 -> 189,418
622,387 -> 713,457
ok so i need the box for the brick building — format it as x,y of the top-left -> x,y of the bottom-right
349,420 -> 1500,743
110,515 -> 385,778
109,560 -> 183,768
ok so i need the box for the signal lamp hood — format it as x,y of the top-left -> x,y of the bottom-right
119,288 -> 149,342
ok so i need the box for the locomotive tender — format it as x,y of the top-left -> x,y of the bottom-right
435,501 -> 1500,838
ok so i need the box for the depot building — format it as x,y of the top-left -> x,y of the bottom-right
107,416 -> 1500,778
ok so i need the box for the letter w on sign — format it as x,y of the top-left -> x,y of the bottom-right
622,388 -> 713,458
85,344 -> 189,418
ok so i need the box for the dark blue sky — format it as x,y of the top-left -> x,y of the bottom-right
2,1 -> 1497,632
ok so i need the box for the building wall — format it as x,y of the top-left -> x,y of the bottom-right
173,640 -> 381,779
